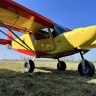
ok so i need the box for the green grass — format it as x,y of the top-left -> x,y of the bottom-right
0,60 -> 96,96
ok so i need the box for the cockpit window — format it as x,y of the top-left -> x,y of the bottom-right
35,28 -> 50,40
52,24 -> 68,38
34,24 -> 69,39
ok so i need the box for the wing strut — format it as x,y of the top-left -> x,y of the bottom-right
0,20 -> 35,55
10,16 -> 20,30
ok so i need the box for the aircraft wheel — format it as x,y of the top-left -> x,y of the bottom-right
24,60 -> 35,73
78,60 -> 95,77
57,61 -> 66,71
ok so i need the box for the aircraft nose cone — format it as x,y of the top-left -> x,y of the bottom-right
70,25 -> 96,47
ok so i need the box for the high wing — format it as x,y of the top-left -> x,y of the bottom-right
0,0 -> 55,57
0,0 -> 54,33
0,0 -> 71,57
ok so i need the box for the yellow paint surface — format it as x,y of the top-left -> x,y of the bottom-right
0,8 -> 45,32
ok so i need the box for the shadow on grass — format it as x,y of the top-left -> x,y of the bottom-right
0,69 -> 96,96
36,66 -> 96,78
36,67 -> 79,76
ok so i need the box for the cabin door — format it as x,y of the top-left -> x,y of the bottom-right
33,27 -> 55,52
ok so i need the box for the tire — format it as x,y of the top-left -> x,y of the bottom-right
24,60 -> 35,73
57,61 -> 66,71
78,60 -> 95,77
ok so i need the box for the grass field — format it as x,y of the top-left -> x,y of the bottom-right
0,60 -> 96,96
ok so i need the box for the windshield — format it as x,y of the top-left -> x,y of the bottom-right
54,24 -> 68,34
52,24 -> 68,38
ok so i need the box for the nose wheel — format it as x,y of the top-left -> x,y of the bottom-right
57,60 -> 66,71
78,51 -> 95,77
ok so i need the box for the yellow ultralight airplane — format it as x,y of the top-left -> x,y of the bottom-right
0,0 -> 96,77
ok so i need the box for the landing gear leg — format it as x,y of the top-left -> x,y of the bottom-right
57,59 -> 66,71
78,51 -> 95,77
79,51 -> 86,71
24,60 -> 35,73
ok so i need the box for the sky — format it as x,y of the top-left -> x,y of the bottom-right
0,0 -> 96,61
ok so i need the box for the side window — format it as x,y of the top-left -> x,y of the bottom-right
35,28 -> 50,40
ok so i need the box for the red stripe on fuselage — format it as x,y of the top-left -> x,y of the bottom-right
13,48 -> 35,56
13,48 -> 48,57
35,50 -> 48,56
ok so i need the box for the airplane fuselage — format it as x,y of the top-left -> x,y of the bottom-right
11,24 -> 96,59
